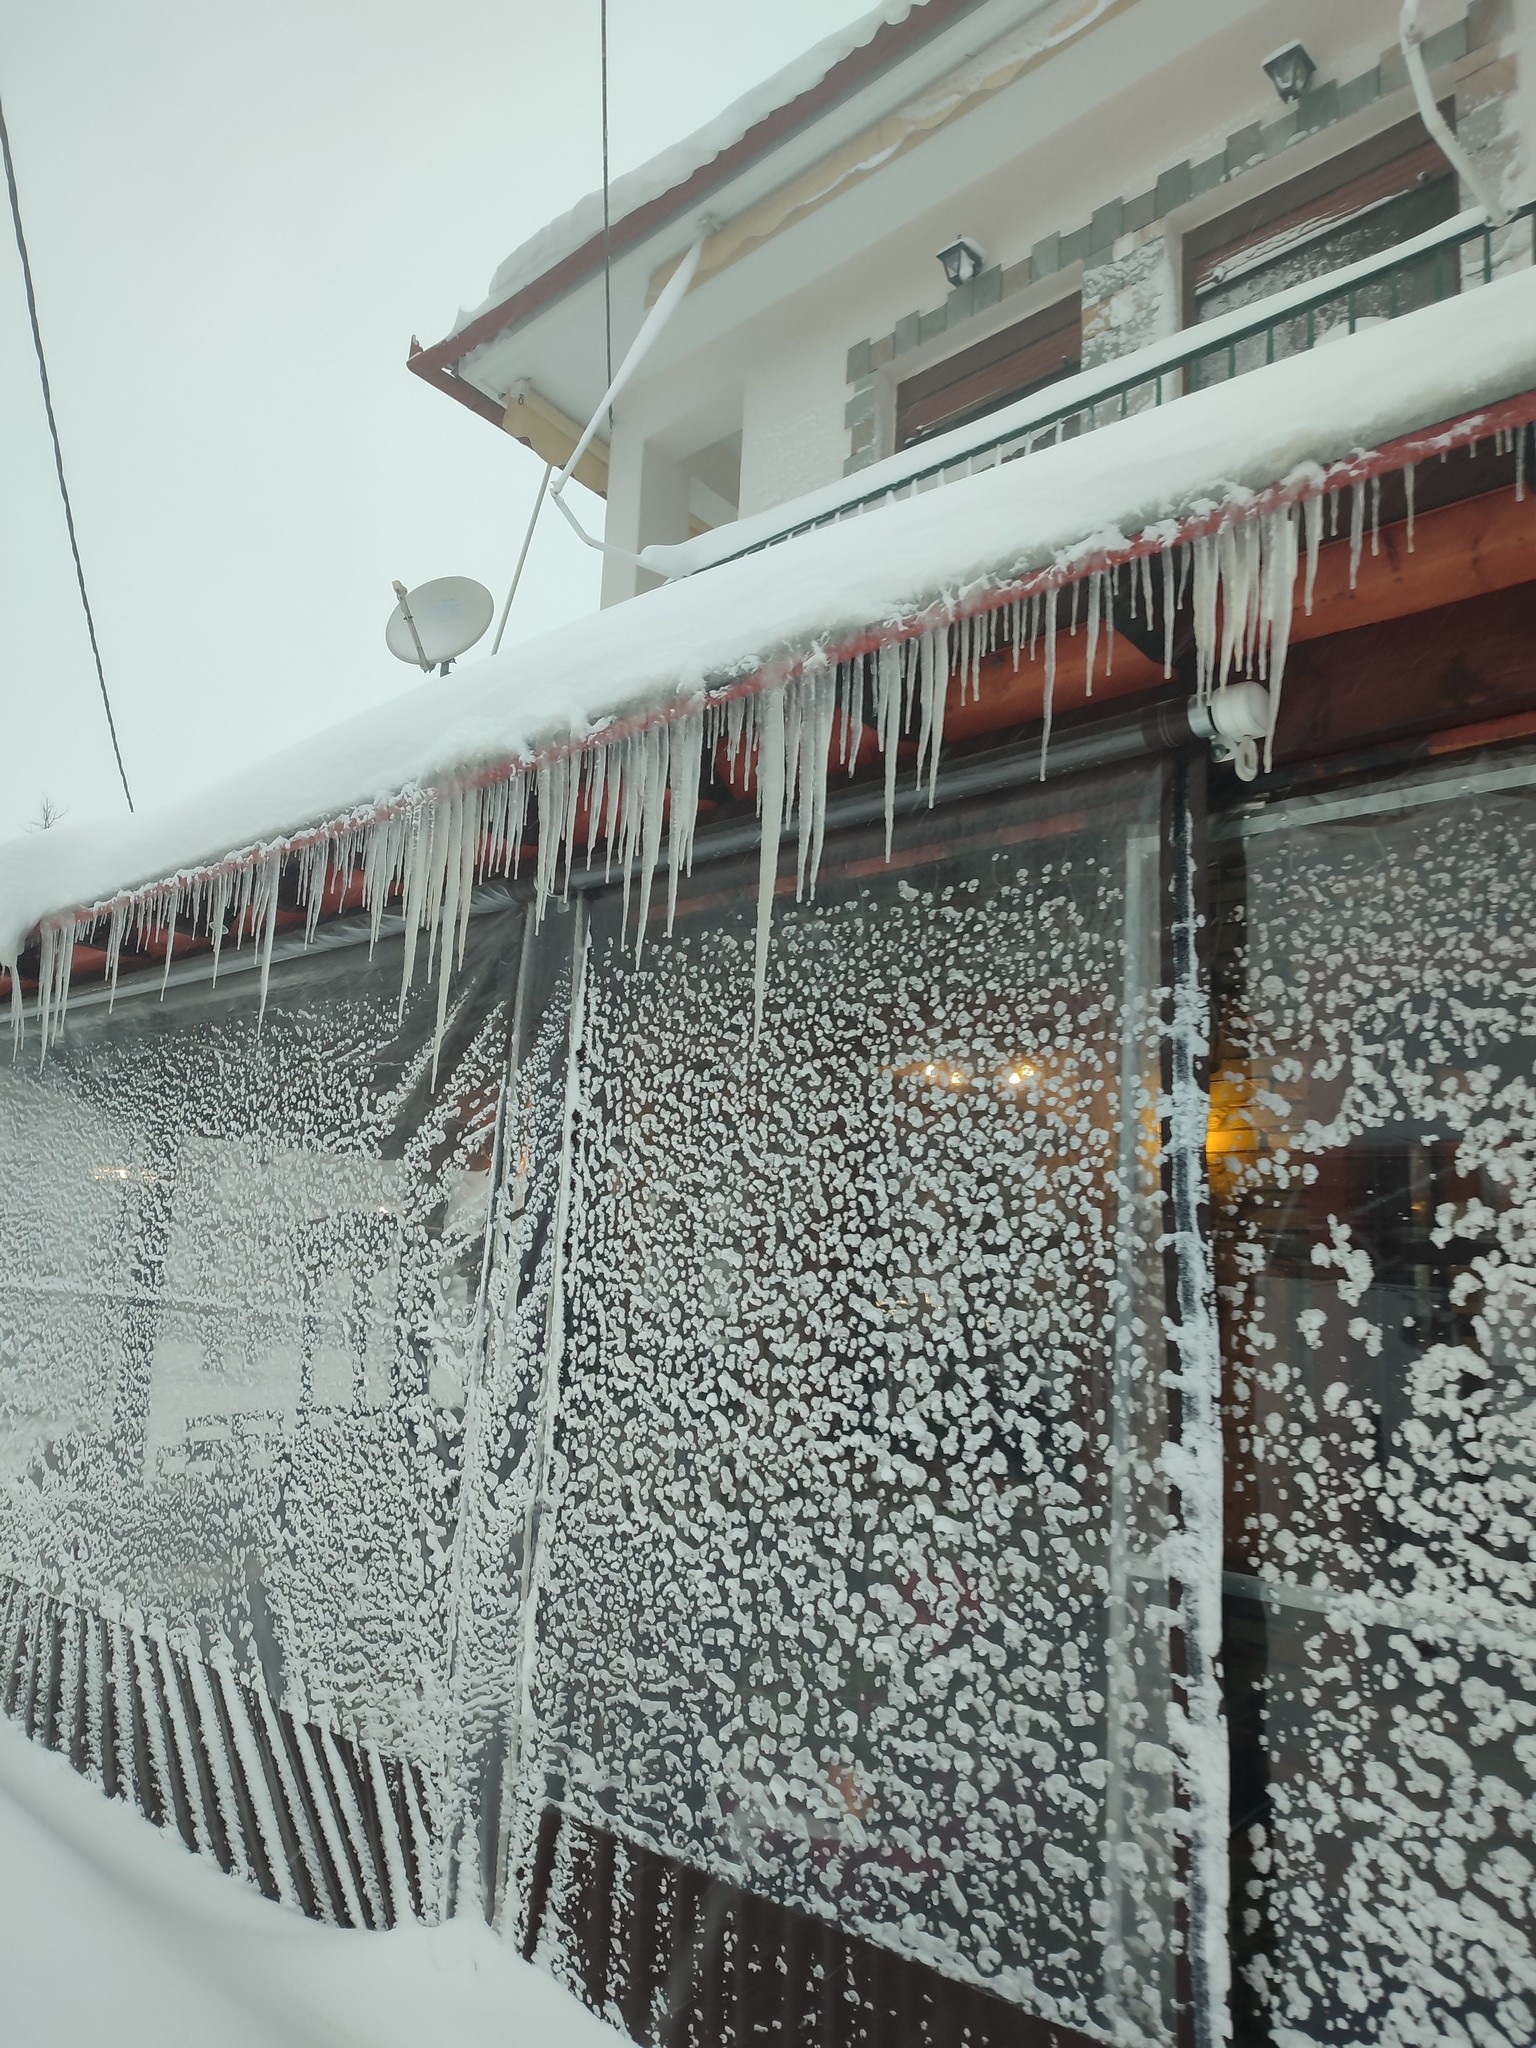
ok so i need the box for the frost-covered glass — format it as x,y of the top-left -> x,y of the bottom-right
513,766 -> 1216,2045
1214,763 -> 1536,2047
0,909 -> 523,1786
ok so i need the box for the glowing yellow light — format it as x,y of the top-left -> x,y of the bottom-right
949,1074 -> 964,1088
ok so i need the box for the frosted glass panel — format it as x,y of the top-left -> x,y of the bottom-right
0,909 -> 522,1766
1215,767 -> 1536,2047
517,766 -> 1211,2045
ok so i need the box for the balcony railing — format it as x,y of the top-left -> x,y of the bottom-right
706,200 -> 1536,569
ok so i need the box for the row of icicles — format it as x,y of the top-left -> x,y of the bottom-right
4,464 -> 1467,1056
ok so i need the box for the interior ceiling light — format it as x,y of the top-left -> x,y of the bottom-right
937,234 -> 988,289
1262,42 -> 1317,103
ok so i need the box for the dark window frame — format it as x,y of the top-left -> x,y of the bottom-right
1182,109 -> 1457,323
893,289 -> 1082,451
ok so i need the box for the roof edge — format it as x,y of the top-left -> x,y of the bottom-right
407,0 -> 997,395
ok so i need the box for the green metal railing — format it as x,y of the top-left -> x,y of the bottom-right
713,201 -> 1536,566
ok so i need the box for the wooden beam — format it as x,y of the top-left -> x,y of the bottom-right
501,384 -> 610,499
1293,484 -> 1536,643
944,635 -> 1164,740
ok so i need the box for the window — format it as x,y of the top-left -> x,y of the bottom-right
1186,116 -> 1459,382
894,292 -> 1081,451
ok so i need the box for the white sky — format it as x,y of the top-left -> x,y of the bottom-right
0,0 -> 875,843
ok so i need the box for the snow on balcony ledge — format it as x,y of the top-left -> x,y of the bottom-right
2,266 -> 1535,1045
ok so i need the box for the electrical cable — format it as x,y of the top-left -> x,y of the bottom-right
497,6 -> 615,640
600,0 -> 614,411
0,83 -> 134,812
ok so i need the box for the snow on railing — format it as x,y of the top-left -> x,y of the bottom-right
681,200 -> 1536,575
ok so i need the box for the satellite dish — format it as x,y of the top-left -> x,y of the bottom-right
386,575 -> 494,672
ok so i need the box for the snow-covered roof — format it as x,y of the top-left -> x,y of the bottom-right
419,0 -> 1065,426
454,0 -> 927,335
5,268 -> 1536,972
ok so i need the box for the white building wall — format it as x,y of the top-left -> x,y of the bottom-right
599,0 -> 1530,600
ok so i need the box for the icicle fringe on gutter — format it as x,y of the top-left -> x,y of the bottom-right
12,403 -> 1536,1059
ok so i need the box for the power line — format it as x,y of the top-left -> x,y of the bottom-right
0,82 -> 134,812
599,0 -> 613,409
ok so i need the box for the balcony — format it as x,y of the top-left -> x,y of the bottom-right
690,201 -> 1536,576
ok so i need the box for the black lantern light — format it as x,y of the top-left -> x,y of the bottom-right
936,234 -> 988,290
1262,42 -> 1317,103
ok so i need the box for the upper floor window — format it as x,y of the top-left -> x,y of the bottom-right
894,291 -> 1082,452
1187,113 -> 1459,331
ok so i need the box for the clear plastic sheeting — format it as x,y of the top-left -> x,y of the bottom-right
510,765 -> 1224,2046
1214,760 -> 1536,2047
0,907 -> 526,1904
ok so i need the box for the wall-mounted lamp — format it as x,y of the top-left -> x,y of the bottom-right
1262,42 -> 1316,103
937,234 -> 988,290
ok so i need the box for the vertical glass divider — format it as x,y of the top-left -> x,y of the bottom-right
500,899 -> 590,1933
1164,756 -> 1230,2047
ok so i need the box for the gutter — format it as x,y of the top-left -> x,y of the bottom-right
404,0 -> 1000,424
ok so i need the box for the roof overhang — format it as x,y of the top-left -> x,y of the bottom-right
406,0 -> 1071,432
7,274 -> 1536,1010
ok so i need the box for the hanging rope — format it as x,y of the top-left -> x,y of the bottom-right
0,83 -> 134,812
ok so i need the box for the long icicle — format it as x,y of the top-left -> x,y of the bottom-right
751,689 -> 787,1047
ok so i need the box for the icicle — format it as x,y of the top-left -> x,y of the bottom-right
791,671 -> 833,901
1084,571 -> 1101,697
397,811 -> 432,1006
665,709 -> 704,931
631,722 -> 670,963
159,892 -> 180,998
1191,535 -> 1219,702
1303,494 -> 1323,614
912,630 -> 945,806
532,760 -> 563,908
428,795 -> 467,1079
457,789 -> 479,968
1370,474 -> 1382,556
1348,482 -> 1366,588
844,653 -> 866,774
1039,584 -> 1059,781
255,854 -> 282,1034
1261,504 -> 1299,774
1161,546 -> 1177,678
1516,428 -> 1527,504
875,641 -> 902,859
752,688 -> 787,1045
1216,525 -> 1243,690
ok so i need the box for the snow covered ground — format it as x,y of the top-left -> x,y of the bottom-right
0,1715 -> 621,2048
